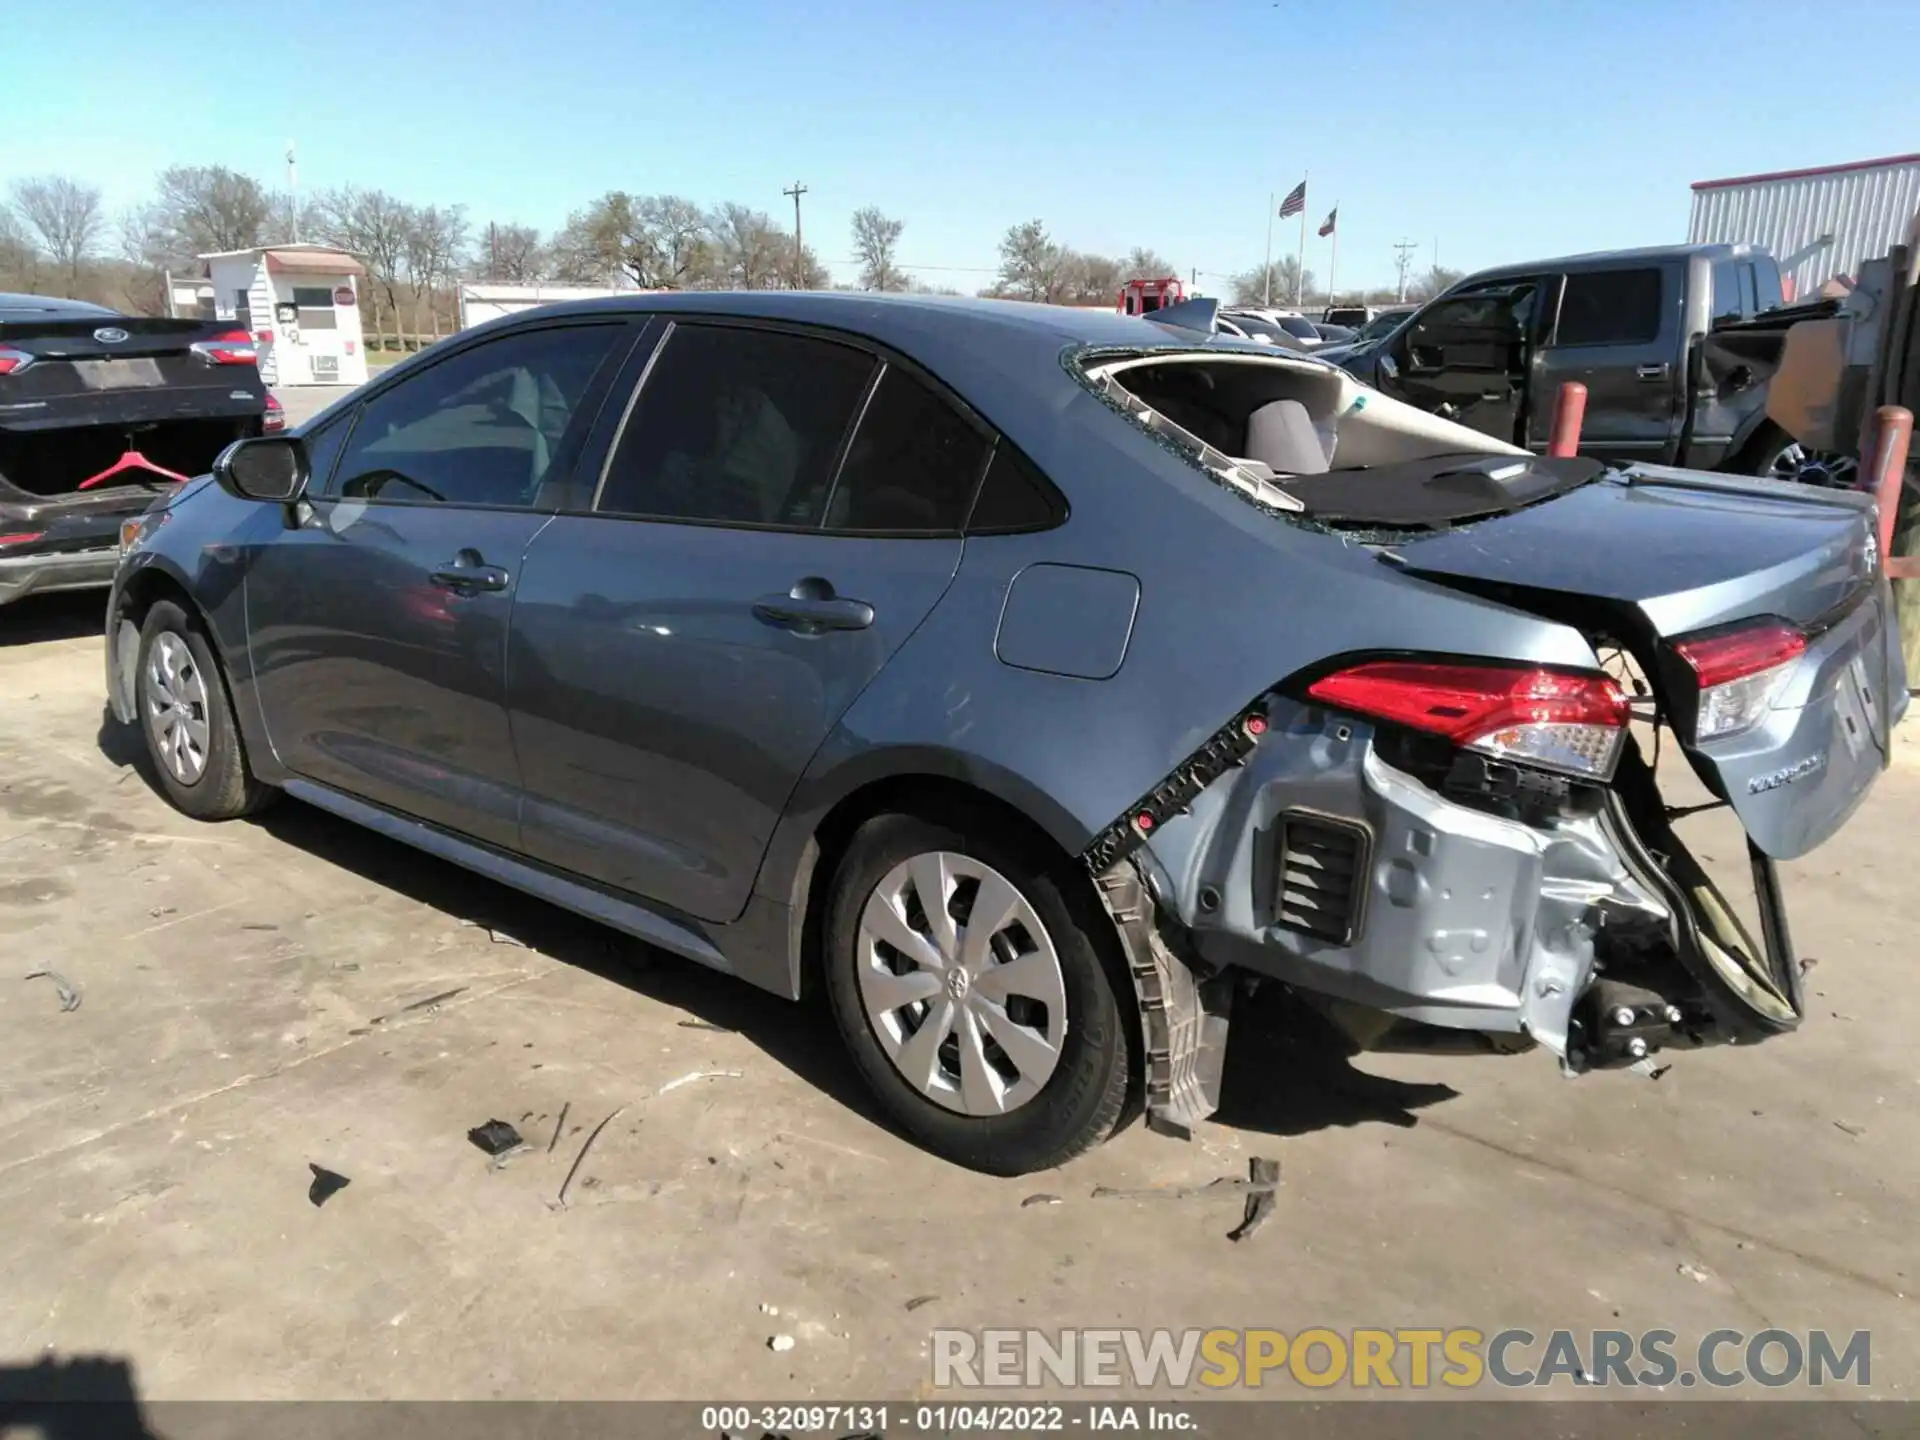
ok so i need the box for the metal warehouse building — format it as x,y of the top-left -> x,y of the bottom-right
1689,151 -> 1920,299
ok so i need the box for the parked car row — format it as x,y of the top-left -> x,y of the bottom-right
101,290 -> 1902,1177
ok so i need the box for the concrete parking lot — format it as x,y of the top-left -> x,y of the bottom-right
2,582 -> 1918,1402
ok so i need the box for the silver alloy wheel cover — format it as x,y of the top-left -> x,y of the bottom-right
856,850 -> 1069,1116
143,631 -> 211,785
1768,441 -> 1857,489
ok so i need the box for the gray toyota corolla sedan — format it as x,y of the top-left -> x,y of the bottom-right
105,292 -> 1904,1174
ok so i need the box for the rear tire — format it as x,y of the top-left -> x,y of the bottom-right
136,599 -> 273,822
1743,424 -> 1857,488
823,808 -> 1130,1175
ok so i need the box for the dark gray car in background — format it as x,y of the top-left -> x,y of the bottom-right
105,292 -> 1903,1174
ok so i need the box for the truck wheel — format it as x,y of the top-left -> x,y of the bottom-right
136,600 -> 274,821
823,809 -> 1131,1175
1746,426 -> 1857,488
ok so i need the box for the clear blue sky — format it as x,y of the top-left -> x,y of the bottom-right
6,0 -> 1918,292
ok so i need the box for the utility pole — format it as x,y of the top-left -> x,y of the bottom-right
783,181 -> 809,288
489,222 -> 498,281
286,141 -> 299,242
1393,239 -> 1419,302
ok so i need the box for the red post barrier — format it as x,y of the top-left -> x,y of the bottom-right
1867,405 -> 1914,577
1548,382 -> 1588,458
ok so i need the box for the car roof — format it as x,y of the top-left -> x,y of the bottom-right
1462,242 -> 1767,285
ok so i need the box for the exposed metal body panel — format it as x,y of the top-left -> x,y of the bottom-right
1689,153 -> 1920,298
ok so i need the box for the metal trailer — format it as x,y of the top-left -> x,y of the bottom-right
1690,152 -> 1920,301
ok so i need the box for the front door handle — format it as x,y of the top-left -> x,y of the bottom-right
1636,363 -> 1670,381
754,577 -> 874,633
430,548 -> 511,593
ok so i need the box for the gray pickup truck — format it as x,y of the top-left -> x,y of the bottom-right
1334,243 -> 1827,480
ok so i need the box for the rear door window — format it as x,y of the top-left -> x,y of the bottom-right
327,323 -> 626,506
1553,267 -> 1664,346
823,365 -> 991,534
595,323 -> 876,526
1711,261 -> 1743,324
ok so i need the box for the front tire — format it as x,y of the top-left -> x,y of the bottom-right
823,809 -> 1130,1175
136,599 -> 273,821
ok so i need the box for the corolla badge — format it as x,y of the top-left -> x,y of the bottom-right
1747,754 -> 1824,794
93,327 -> 129,343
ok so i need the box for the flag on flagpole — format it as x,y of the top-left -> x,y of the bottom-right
1318,206 -> 1338,238
1277,180 -> 1306,218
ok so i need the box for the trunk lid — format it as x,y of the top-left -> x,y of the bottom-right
1383,464 -> 1904,860
1,316 -> 265,431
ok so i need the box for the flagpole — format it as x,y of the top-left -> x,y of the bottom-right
1263,193 -> 1275,307
1329,214 -> 1338,304
1294,170 -> 1309,306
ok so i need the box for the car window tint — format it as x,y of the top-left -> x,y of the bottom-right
329,324 -> 622,506
966,443 -> 1064,533
823,365 -> 990,534
1711,261 -> 1740,323
597,324 -> 876,526
1554,268 -> 1663,347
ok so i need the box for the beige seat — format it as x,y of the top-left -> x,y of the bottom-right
1244,398 -> 1331,475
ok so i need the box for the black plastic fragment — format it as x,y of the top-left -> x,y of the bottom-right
467,1119 -> 524,1156
1227,1157 -> 1280,1243
307,1164 -> 350,1208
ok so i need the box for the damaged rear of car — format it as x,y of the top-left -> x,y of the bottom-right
1070,343 -> 1904,1131
0,294 -> 266,607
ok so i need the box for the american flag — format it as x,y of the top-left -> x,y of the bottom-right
1318,207 -> 1338,238
1277,181 -> 1307,218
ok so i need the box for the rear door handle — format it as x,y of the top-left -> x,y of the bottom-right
430,548 -> 511,593
754,578 -> 874,632
1636,363 -> 1669,381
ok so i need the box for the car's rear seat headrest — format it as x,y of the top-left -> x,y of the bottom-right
1244,399 -> 1331,475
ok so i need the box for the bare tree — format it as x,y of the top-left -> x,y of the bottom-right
403,203 -> 469,337
1408,265 -> 1464,302
267,190 -> 322,246
709,204 -> 788,290
0,207 -> 41,293
8,175 -> 104,292
1123,246 -> 1177,279
150,165 -> 274,260
1230,258 -> 1312,307
477,222 -> 545,282
994,219 -> 1067,302
851,206 -> 905,292
1062,251 -> 1122,306
315,186 -> 413,347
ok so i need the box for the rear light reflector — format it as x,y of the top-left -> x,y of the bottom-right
192,330 -> 258,365
1308,660 -> 1631,779
1672,621 -> 1807,742
0,347 -> 33,376
262,392 -> 286,433
0,531 -> 46,547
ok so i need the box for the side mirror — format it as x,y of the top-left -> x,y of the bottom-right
213,436 -> 308,504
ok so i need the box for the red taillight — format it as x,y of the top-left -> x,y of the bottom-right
262,392 -> 286,433
1672,620 -> 1807,742
0,347 -> 33,376
1307,660 -> 1631,778
0,531 -> 46,547
192,329 -> 258,366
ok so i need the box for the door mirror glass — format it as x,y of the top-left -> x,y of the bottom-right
214,436 -> 308,503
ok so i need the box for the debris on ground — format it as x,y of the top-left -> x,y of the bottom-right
676,1019 -> 731,1033
307,1164 -> 351,1209
1835,1120 -> 1867,1138
1227,1157 -> 1280,1244
547,1102 -> 571,1155
760,1303 -> 780,1316
555,1105 -> 626,1209
364,986 -> 468,1029
22,969 -> 80,1013
768,1335 -> 795,1353
1677,1263 -> 1712,1284
904,1295 -> 939,1312
1020,1194 -> 1062,1208
657,1069 -> 742,1095
487,929 -> 528,948
468,1119 -> 524,1157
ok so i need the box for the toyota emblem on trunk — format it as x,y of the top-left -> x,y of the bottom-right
93,327 -> 129,343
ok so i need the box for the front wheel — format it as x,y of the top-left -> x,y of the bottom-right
823,811 -> 1131,1175
1747,427 -> 1858,489
136,599 -> 274,821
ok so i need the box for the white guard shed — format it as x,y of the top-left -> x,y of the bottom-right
200,244 -> 370,388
